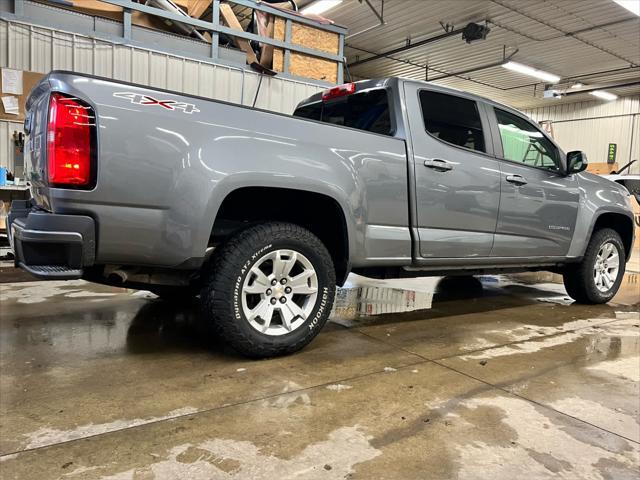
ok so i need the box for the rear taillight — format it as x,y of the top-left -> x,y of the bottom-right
322,82 -> 356,101
47,92 -> 95,188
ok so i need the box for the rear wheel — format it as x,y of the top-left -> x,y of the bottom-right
200,222 -> 335,358
563,228 -> 625,304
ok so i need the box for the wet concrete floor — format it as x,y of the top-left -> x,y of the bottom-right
0,273 -> 638,479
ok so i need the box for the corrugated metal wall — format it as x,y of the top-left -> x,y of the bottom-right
524,96 -> 640,174
0,19 -> 324,171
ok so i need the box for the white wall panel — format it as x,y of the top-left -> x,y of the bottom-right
525,97 -> 640,122
74,35 -> 94,74
94,40 -> 113,78
552,117 -> 633,163
197,62 -> 215,99
32,27 -> 51,73
149,52 -> 167,89
183,60 -> 200,96
0,121 -> 9,169
8,21 -> 30,70
0,21 -> 7,68
52,31 -> 73,71
113,45 -> 132,82
525,96 -> 640,174
166,56 -> 183,92
131,49 -> 149,85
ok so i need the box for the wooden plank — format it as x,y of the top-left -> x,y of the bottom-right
186,0 -> 212,20
259,15 -> 275,68
219,3 -> 259,64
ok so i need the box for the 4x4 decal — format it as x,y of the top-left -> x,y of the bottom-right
113,92 -> 200,114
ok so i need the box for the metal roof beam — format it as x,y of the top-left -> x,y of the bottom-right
348,26 -> 464,68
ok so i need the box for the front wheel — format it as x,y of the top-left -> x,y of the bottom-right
563,228 -> 626,304
200,222 -> 336,358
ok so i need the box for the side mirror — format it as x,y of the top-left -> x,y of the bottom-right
566,151 -> 588,175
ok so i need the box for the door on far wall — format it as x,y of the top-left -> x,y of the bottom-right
404,84 -> 501,258
489,107 -> 580,257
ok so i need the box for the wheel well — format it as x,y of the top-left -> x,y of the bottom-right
592,213 -> 634,260
211,187 -> 350,285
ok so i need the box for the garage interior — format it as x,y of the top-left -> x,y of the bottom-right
0,0 -> 639,479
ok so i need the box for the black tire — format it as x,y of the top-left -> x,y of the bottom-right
200,222 -> 336,358
563,228 -> 626,304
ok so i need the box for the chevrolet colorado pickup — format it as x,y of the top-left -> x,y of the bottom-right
9,71 -> 635,357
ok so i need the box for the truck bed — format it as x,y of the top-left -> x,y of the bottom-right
24,71 -> 411,270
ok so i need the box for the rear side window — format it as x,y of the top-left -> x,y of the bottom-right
294,89 -> 392,136
419,90 -> 485,153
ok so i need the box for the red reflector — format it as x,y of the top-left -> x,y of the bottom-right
47,92 -> 93,187
322,82 -> 356,101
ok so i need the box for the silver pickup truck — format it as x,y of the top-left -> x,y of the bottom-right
9,71 -> 635,357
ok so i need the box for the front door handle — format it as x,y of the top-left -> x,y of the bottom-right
506,174 -> 527,185
424,159 -> 454,171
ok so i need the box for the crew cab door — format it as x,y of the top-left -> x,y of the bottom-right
404,84 -> 501,258
487,106 -> 580,257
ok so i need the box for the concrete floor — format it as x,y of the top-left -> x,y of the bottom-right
0,271 -> 638,479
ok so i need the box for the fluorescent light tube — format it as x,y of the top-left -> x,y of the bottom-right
570,82 -> 583,89
502,61 -> 561,83
301,0 -> 343,15
612,0 -> 640,16
590,90 -> 618,101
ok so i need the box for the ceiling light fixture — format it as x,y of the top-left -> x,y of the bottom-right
301,0 -> 343,16
590,90 -> 618,101
612,0 -> 640,16
570,82 -> 584,89
502,61 -> 561,83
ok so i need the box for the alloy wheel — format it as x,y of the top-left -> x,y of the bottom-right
241,249 -> 318,336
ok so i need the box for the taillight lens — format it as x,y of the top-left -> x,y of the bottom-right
47,93 -> 95,188
322,82 -> 356,101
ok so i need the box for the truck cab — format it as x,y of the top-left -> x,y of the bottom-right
295,77 -> 633,273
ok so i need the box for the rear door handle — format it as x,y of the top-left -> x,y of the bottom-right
506,174 -> 527,185
424,159 -> 454,171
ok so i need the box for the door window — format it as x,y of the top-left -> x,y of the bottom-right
419,90 -> 486,153
495,108 -> 560,170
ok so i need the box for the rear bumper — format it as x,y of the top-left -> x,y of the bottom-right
8,200 -> 96,280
